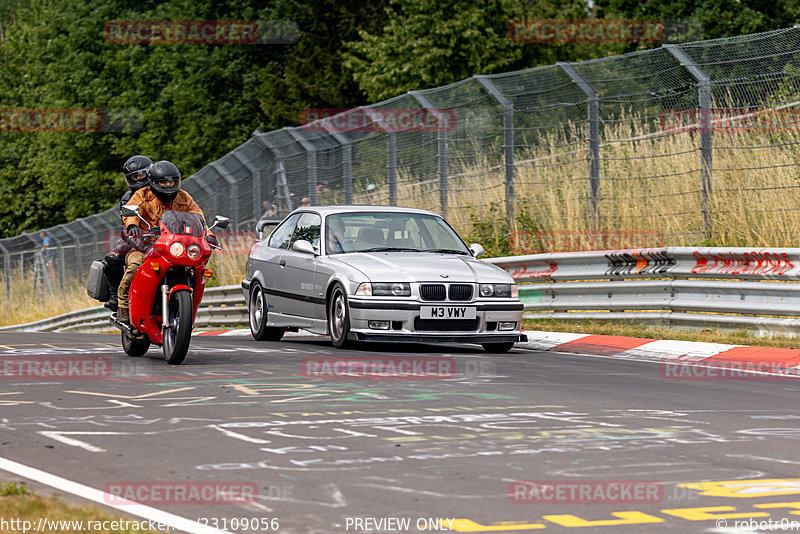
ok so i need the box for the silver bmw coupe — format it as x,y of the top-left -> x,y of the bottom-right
242,206 -> 526,352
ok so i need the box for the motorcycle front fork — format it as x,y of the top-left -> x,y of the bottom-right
161,284 -> 169,329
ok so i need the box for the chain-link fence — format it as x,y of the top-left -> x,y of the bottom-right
4,25 -> 800,299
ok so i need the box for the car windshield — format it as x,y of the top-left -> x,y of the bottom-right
325,212 -> 469,255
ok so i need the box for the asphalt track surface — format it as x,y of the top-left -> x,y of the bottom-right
2,332 -> 800,533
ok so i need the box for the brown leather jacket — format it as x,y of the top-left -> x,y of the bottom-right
122,188 -> 209,233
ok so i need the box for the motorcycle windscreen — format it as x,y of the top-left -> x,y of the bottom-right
160,211 -> 206,237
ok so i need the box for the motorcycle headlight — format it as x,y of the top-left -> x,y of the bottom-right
169,242 -> 185,257
186,244 -> 201,260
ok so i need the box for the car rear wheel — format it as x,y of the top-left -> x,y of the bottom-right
249,283 -> 285,341
482,342 -> 515,353
328,283 -> 352,348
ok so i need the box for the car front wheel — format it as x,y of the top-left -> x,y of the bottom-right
249,283 -> 284,341
328,283 -> 352,348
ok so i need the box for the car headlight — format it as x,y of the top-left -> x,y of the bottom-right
355,282 -> 411,296
169,242 -> 185,258
480,283 -> 517,298
186,244 -> 201,260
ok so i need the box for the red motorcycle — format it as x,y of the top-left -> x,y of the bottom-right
111,206 -> 228,364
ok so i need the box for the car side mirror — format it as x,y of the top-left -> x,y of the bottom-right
469,243 -> 484,258
292,239 -> 317,255
209,215 -> 230,231
121,205 -> 140,218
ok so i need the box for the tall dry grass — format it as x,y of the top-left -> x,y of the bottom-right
362,115 -> 800,252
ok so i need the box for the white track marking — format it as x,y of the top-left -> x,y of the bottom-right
0,456 -> 231,534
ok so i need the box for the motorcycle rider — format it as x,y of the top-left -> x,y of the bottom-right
116,160 -> 219,325
103,155 -> 152,311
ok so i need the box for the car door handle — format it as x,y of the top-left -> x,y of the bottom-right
279,260 -> 286,267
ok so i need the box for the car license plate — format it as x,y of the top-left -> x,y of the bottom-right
420,306 -> 476,319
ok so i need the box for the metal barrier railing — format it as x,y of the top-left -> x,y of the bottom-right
4,247 -> 800,337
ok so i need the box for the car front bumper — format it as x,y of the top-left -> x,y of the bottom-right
347,298 -> 526,344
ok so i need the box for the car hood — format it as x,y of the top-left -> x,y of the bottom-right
332,252 -> 511,283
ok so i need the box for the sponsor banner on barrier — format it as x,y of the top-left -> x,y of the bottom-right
301,356 -> 456,380
509,480 -> 663,504
103,20 -> 299,44
691,250 -> 795,277
104,481 -> 258,505
0,356 -> 111,380
300,108 -> 456,133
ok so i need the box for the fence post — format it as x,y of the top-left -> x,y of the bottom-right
208,162 -> 239,230
0,241 -> 10,299
665,44 -> 713,241
44,231 -> 65,291
387,132 -> 397,205
410,91 -> 449,217
557,63 -> 600,231
192,174 -> 218,226
229,149 -> 262,227
475,75 -> 515,228
76,219 -> 101,263
59,224 -> 84,285
320,122 -> 353,205
287,128 -> 318,204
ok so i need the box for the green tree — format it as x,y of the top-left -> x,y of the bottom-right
342,0 -> 591,102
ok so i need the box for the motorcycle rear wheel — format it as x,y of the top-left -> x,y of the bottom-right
121,331 -> 150,357
162,290 -> 193,365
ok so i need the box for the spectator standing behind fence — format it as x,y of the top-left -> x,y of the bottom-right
39,231 -> 55,280
261,200 -> 278,219
299,197 -> 311,207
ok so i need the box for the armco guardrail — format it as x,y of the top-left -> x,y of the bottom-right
3,247 -> 800,336
490,246 -> 800,336
0,285 -> 248,334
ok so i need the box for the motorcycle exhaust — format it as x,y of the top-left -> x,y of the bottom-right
161,284 -> 169,329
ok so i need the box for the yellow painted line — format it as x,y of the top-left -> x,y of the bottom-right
449,519 -> 545,532
543,512 -> 664,527
680,479 -> 800,498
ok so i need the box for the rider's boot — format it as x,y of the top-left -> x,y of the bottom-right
117,307 -> 130,325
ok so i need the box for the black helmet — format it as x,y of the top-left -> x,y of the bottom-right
148,160 -> 182,203
122,155 -> 152,191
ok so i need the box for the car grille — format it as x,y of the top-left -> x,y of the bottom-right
448,284 -> 473,301
420,284 -> 446,301
414,318 -> 479,332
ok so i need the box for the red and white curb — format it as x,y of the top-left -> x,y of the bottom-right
518,330 -> 800,377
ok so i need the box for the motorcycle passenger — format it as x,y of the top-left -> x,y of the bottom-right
116,160 -> 219,325
103,155 -> 152,311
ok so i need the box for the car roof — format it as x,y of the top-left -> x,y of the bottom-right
291,205 -> 442,218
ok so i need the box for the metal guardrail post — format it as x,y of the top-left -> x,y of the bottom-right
287,128 -> 318,204
665,44 -> 713,241
475,75 -> 515,228
0,241 -> 10,298
319,121 -> 353,205
410,91 -> 450,217
557,63 -> 601,231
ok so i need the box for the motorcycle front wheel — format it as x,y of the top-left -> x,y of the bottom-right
162,290 -> 193,365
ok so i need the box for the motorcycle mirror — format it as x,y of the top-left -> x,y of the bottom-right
121,205 -> 140,218
209,215 -> 230,231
